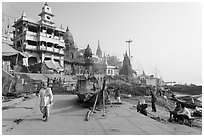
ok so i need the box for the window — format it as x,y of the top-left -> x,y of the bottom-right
108,69 -> 110,75
71,52 -> 74,59
44,57 -> 51,61
47,16 -> 50,20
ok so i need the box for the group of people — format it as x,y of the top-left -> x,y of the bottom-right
169,102 -> 192,124
105,87 -> 122,104
136,87 -> 157,116
36,82 -> 193,124
135,86 -> 193,126
47,77 -> 66,89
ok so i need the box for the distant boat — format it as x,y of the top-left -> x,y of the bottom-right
169,94 -> 202,109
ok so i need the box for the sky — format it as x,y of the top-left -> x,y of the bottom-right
2,1 -> 202,85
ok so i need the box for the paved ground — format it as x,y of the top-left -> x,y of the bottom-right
2,94 -> 202,135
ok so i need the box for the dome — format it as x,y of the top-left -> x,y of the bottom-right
85,44 -> 92,57
63,26 -> 74,45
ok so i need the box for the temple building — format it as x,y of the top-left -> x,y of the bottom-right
11,3 -> 94,74
92,40 -> 120,77
12,3 -> 65,73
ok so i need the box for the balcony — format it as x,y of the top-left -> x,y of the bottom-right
38,33 -> 65,47
58,42 -> 65,48
26,31 -> 37,36
53,48 -> 59,53
39,46 -> 46,51
39,35 -> 59,45
59,37 -> 64,42
53,56 -> 60,60
25,44 -> 37,51
26,34 -> 37,41
59,49 -> 64,55
47,34 -> 53,39
53,36 -> 60,40
47,47 -> 53,52
40,32 -> 46,37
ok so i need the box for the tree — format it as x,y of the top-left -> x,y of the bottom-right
107,55 -> 122,67
119,52 -> 133,77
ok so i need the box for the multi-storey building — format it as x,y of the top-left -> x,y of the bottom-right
12,3 -> 65,70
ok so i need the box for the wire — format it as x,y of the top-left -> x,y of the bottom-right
9,3 -> 21,14
2,12 -> 17,19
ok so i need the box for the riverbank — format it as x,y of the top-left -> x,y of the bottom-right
121,95 -> 202,130
2,95 -> 202,135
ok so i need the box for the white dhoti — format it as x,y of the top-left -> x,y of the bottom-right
117,97 -> 121,102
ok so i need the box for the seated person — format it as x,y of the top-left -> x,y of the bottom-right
171,93 -> 176,98
137,99 -> 148,116
192,107 -> 202,117
92,83 -> 96,91
177,103 -> 191,124
169,102 -> 182,122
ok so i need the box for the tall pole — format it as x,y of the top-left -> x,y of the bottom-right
126,39 -> 133,58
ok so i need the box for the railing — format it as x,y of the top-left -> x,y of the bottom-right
53,36 -> 60,40
26,31 -> 37,36
59,49 -> 64,54
58,42 -> 65,48
26,44 -> 37,50
39,46 -> 46,51
39,35 -> 64,46
47,47 -> 53,52
26,35 -> 37,41
53,48 -> 59,53
53,56 -> 60,60
40,32 -> 46,37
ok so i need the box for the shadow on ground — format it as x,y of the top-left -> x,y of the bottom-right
51,97 -> 85,110
50,97 -> 90,116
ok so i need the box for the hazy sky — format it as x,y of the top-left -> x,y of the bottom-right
2,2 -> 202,85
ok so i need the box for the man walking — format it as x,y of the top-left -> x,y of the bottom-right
38,82 -> 53,122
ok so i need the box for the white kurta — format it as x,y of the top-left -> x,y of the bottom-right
177,107 -> 191,118
39,87 -> 53,107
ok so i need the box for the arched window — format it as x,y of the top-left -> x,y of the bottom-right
28,57 -> 37,66
71,52 -> 74,59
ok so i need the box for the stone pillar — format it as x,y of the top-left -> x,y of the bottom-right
51,54 -> 54,62
60,56 -> 64,67
41,53 -> 45,63
37,56 -> 41,63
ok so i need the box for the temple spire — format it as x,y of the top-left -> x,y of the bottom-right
96,40 -> 102,58
66,26 -> 69,31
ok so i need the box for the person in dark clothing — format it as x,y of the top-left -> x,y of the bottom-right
53,77 -> 56,84
92,83 -> 96,91
137,100 -> 148,116
115,88 -> 121,103
157,89 -> 162,96
171,93 -> 176,98
169,102 -> 182,122
150,88 -> 157,112
63,78 -> 66,85
177,103 -> 192,124
162,90 -> 164,96
47,78 -> 50,86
